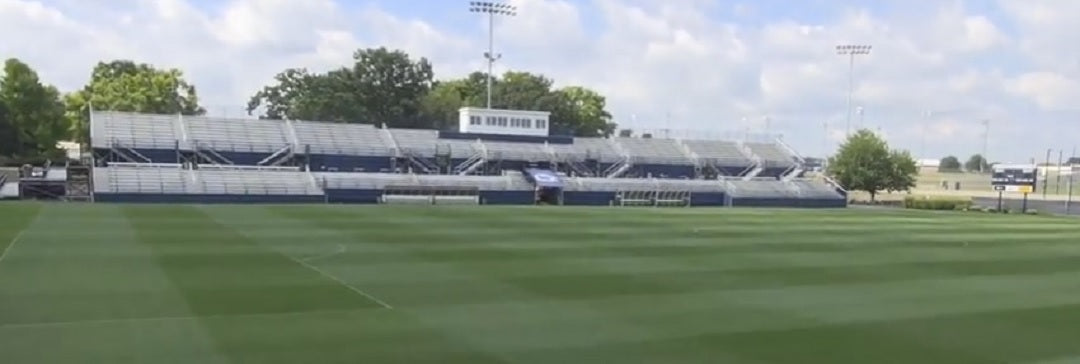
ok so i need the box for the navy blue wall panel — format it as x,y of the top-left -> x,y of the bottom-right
689,192 -> 727,206
217,152 -> 272,165
480,191 -> 534,205
563,191 -> 615,206
133,149 -> 180,163
309,155 -> 392,172
757,167 -> 788,178
635,164 -> 695,178
324,189 -> 382,204
95,193 -> 324,204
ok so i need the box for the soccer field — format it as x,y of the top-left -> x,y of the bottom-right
3,204 -> 1080,363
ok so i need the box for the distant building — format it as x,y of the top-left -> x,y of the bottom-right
917,159 -> 940,168
458,107 -> 551,137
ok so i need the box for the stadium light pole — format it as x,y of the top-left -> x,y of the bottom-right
836,44 -> 871,136
980,119 -> 990,173
469,1 -> 517,109
856,106 -> 864,130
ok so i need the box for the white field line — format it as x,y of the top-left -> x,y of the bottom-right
0,308 -> 371,330
0,226 -> 31,266
302,244 -> 347,262
286,252 -> 394,310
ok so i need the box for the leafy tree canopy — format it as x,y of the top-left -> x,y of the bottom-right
965,154 -> 989,173
939,155 -> 961,172
0,58 -> 67,158
251,48 -> 616,136
66,60 -> 204,143
827,129 -> 918,201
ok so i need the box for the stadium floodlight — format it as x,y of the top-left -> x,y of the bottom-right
855,106 -> 864,130
836,44 -> 872,136
469,1 -> 518,109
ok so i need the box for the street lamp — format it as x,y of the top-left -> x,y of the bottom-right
836,44 -> 871,136
855,106 -> 864,130
469,1 -> 517,109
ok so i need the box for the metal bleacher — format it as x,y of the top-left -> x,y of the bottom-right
745,142 -> 797,167
293,122 -> 393,156
683,139 -> 752,166
725,179 -> 799,198
93,163 -> 193,194
91,111 -> 185,150
185,117 -> 291,153
390,128 -> 440,157
614,137 -> 692,165
560,138 -> 621,162
789,179 -> 845,199
415,174 -> 533,191
482,141 -> 550,162
197,167 -> 320,195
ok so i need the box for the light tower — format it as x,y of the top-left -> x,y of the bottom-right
469,1 -> 517,109
836,44 -> 872,136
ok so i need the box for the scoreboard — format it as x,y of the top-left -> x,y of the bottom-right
991,164 -> 1037,193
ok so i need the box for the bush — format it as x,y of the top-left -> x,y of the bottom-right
903,196 -> 973,211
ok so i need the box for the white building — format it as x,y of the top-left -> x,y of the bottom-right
458,107 -> 551,137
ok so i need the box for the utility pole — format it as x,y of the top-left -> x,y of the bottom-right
835,44 -> 871,137
1044,148 -> 1052,199
469,1 -> 517,109
980,119 -> 990,173
1057,149 -> 1064,195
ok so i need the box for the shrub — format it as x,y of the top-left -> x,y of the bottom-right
903,196 -> 973,211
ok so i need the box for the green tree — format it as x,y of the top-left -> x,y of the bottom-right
939,155 -> 961,172
66,60 -> 204,143
551,86 -> 616,137
0,58 -> 67,157
0,101 -> 17,158
965,154 -> 989,173
886,150 -> 918,193
248,47 -> 434,127
827,129 -> 917,201
420,80 -> 470,130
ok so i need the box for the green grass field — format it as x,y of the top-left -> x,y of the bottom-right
3,203 -> 1080,363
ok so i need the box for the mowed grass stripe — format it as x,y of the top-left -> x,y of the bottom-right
0,202 -> 40,265
275,207 -> 1080,304
275,206 -> 1080,363
122,205 -> 382,315
0,204 -> 231,364
268,206 -> 698,361
10,203 -> 1080,363
199,205 -> 518,363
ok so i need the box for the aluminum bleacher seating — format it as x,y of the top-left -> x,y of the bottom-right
186,117 -> 290,153
415,174 -> 533,191
93,163 -> 193,194
561,138 -> 621,162
293,122 -> 392,156
389,129 -> 439,157
683,140 -> 751,166
790,179 -> 844,199
481,141 -> 551,162
615,138 -> 692,165
746,142 -> 797,166
725,179 -> 798,198
317,172 -> 414,190
196,167 -> 320,195
91,111 -> 184,150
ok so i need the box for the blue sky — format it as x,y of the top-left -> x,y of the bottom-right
3,0 -> 1080,161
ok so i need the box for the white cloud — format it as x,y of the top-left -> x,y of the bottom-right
1008,72 -> 1080,110
3,0 -> 1079,159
